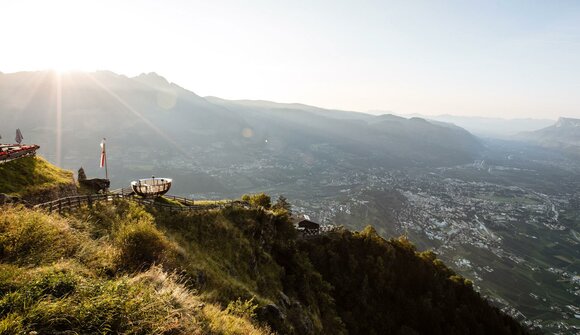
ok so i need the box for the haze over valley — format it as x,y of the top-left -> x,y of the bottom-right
2,70 -> 580,333
2,1 -> 580,334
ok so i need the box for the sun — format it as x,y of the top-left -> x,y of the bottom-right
47,61 -> 86,74
41,53 -> 94,74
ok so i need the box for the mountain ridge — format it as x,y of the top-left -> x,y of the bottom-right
517,117 -> 580,157
393,113 -> 555,138
1,70 -> 483,193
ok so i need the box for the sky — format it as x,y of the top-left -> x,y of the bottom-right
1,0 -> 580,119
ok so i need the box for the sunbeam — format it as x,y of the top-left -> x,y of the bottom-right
55,72 -> 62,166
84,72 -> 190,158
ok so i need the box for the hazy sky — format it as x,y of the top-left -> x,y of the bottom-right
1,0 -> 580,119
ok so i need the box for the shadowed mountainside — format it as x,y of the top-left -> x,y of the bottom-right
1,71 -> 482,192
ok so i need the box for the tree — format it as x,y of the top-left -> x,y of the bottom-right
78,167 -> 87,181
242,193 -> 271,208
273,195 -> 292,215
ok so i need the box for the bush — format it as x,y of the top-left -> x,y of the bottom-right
242,193 -> 271,209
113,220 -> 174,271
0,206 -> 81,266
272,196 -> 292,215
226,296 -> 258,320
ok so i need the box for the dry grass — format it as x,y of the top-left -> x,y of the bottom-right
0,156 -> 74,197
0,204 -> 274,335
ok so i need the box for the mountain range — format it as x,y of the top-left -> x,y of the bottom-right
392,113 -> 555,138
0,70 -> 482,192
1,70 -> 579,332
518,117 -> 580,157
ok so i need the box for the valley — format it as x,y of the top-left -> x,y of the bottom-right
284,145 -> 580,334
101,127 -> 580,333
2,71 -> 580,334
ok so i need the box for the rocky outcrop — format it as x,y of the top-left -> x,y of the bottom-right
79,179 -> 110,193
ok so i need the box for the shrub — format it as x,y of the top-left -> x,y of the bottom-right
226,296 -> 258,320
272,196 -> 292,215
113,219 -> 174,271
0,206 -> 81,265
242,193 -> 271,209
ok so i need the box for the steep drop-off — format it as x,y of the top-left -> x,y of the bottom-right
0,159 -> 528,334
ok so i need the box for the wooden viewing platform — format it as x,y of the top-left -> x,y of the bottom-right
131,177 -> 172,197
0,144 -> 40,163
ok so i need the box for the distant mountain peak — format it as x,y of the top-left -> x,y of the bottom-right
377,113 -> 405,121
409,117 -> 428,123
134,72 -> 170,87
555,117 -> 580,128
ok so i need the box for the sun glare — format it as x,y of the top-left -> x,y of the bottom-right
46,60 -> 91,74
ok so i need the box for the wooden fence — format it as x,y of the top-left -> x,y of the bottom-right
32,191 -> 338,237
34,190 -> 248,214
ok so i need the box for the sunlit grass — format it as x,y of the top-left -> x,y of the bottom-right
194,199 -> 234,205
0,203 -> 274,334
0,156 -> 74,197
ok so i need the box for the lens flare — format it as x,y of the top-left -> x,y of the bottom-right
55,72 -> 62,166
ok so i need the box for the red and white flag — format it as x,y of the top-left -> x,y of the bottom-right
100,139 -> 106,168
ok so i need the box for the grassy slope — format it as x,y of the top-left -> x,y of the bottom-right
0,204 -> 272,335
0,156 -> 74,197
0,199 -> 530,335
0,158 -> 528,334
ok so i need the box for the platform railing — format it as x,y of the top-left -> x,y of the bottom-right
33,191 -> 249,214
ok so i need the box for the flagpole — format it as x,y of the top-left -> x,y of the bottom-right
103,138 -> 109,180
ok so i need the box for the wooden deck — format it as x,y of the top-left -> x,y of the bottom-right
0,145 -> 39,164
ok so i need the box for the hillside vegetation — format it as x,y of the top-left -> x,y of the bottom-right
0,156 -> 76,202
0,199 -> 529,334
0,203 -> 273,334
0,158 -> 529,334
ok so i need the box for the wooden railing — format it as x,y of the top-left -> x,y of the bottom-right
34,193 -> 128,213
32,192 -> 338,237
33,190 -> 249,214
0,147 -> 38,164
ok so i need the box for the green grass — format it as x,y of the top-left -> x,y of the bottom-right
0,194 -> 528,335
155,196 -> 186,207
0,203 -> 273,335
0,156 -> 74,197
194,199 -> 234,205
